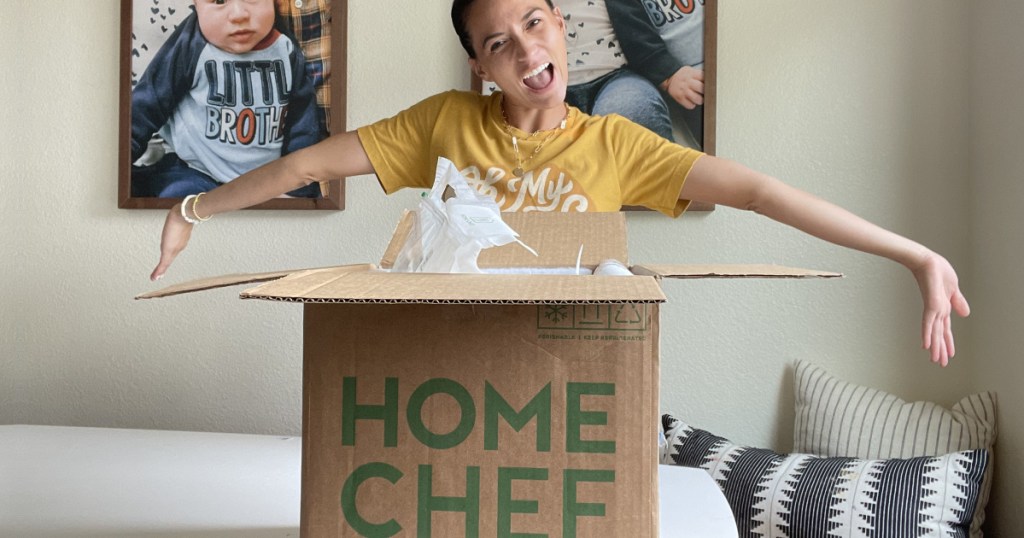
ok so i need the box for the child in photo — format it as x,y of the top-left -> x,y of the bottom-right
131,0 -> 324,198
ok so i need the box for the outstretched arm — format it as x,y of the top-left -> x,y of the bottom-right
680,155 -> 970,366
150,131 -> 374,281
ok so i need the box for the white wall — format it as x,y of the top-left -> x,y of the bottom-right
1,0 -> 1012,531
641,1 -> 977,449
969,1 -> 1024,534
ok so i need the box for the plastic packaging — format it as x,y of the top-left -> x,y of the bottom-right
391,157 -> 535,273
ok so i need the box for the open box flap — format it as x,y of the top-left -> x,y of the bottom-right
630,263 -> 843,279
240,268 -> 667,304
137,214 -> 840,302
137,262 -> 839,302
379,211 -> 629,270
133,268 -> 328,300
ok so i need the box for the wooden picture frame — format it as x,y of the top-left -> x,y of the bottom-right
472,0 -> 716,211
118,0 -> 347,210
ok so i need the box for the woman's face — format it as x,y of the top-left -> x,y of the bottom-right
465,0 -> 568,111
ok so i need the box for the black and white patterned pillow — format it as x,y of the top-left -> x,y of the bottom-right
661,414 -> 988,538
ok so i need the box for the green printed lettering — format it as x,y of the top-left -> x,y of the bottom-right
342,377 -> 399,447
485,382 -> 551,452
565,383 -> 615,453
340,462 -> 403,537
562,469 -> 614,538
497,467 -> 548,538
407,378 -> 475,449
417,464 -> 480,537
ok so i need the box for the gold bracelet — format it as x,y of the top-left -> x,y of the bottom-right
191,192 -> 212,222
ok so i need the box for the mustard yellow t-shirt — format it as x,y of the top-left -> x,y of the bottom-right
357,90 -> 702,217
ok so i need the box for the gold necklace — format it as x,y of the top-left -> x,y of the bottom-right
501,103 -> 569,178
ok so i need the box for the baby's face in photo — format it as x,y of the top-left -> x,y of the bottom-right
194,0 -> 276,54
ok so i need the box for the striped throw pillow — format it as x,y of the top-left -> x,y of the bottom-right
793,360 -> 997,538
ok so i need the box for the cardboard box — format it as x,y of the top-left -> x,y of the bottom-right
139,212 -> 838,537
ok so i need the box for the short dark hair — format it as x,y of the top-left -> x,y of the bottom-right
451,0 -> 556,59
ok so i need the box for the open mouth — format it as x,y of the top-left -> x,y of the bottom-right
522,62 -> 554,91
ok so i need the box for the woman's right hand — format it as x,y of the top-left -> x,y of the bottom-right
150,204 -> 193,281
145,131 -> 374,282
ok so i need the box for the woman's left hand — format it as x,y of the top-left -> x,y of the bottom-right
911,252 -> 971,366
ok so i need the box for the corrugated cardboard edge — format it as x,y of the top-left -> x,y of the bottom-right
630,263 -> 842,279
134,266 -> 356,300
137,263 -> 839,301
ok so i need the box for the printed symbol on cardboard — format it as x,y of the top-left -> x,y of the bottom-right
576,305 -> 608,327
537,305 -> 648,332
609,305 -> 645,330
540,303 -> 573,329
546,305 -> 569,322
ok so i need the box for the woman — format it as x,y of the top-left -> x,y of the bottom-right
151,0 -> 968,366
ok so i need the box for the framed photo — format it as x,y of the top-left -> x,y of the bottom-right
472,0 -> 716,211
118,0 -> 347,210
